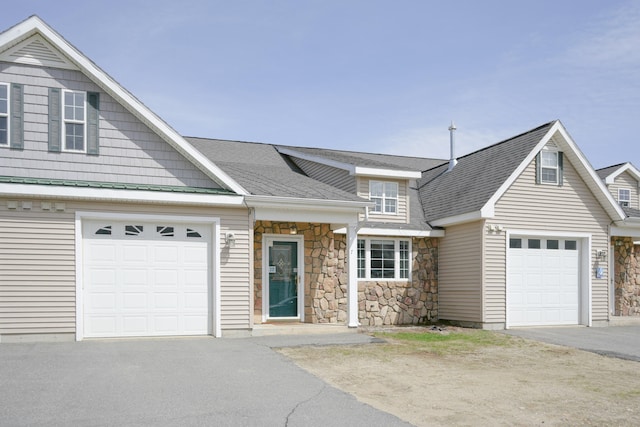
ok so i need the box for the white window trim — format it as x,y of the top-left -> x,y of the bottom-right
62,89 -> 87,153
369,180 -> 398,215
357,237 -> 411,281
619,188 -> 631,207
540,148 -> 559,185
0,82 -> 8,147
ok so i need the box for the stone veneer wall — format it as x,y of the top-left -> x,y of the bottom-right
254,221 -> 348,323
612,237 -> 640,316
254,222 -> 439,325
359,237 -> 438,326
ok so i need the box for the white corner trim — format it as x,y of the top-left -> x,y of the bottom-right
0,16 -> 247,195
0,183 -> 244,206
604,162 -> 640,185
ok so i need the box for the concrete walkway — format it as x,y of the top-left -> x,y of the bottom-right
0,334 -> 410,427
503,325 -> 640,362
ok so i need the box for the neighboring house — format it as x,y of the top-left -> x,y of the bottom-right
597,163 -> 640,316
0,16 -> 638,343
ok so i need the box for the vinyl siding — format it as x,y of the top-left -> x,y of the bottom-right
607,171 -> 638,210
290,158 -> 356,194
0,198 -> 251,336
0,62 -> 218,189
487,156 -> 611,323
357,177 -> 409,223
438,220 -> 484,322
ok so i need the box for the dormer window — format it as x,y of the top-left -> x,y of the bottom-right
536,147 -> 564,186
619,188 -> 630,207
370,181 -> 397,214
0,83 -> 7,146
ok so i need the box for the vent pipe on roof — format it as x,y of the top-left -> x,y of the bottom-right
448,121 -> 457,171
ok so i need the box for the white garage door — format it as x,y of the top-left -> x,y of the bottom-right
82,220 -> 212,338
507,236 -> 580,327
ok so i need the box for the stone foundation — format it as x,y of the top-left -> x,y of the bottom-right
613,237 -> 640,316
358,237 -> 438,326
254,223 -> 438,325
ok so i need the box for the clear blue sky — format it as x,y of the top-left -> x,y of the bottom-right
3,1 -> 639,169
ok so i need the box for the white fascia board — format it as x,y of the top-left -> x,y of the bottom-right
481,120 -> 625,222
333,227 -> 445,237
0,17 -> 248,195
278,147 -> 422,179
429,210 -> 485,227
246,195 -> 367,224
0,183 -> 244,207
611,224 -> 640,237
353,167 -> 422,179
604,162 -> 640,185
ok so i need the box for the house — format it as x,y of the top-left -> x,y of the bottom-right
1,16 -> 638,343
597,163 -> 640,316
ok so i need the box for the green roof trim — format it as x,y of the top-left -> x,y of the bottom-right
0,176 -> 236,195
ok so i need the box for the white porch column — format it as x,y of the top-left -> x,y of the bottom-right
347,222 -> 359,328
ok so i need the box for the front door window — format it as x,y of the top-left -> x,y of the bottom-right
268,241 -> 298,317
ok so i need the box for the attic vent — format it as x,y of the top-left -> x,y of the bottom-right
0,34 -> 77,70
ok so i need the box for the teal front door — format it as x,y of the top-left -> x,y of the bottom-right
268,241 -> 298,318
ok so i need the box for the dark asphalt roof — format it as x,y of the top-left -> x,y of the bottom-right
418,121 -> 556,222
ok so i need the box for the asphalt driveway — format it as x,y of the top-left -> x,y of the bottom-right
0,334 -> 409,427
503,325 -> 640,361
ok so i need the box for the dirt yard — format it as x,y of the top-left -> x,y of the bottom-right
278,327 -> 640,426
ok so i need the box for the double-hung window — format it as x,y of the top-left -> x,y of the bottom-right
536,148 -> 564,186
619,188 -> 631,207
63,90 -> 86,152
540,151 -> 559,184
0,83 -> 8,146
357,238 -> 411,280
370,181 -> 398,214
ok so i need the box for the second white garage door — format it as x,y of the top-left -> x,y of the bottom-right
507,236 -> 580,327
82,220 -> 212,338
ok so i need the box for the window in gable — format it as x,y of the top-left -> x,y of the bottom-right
536,149 -> 564,186
369,181 -> 398,214
63,90 -> 86,152
357,238 -> 410,280
619,188 -> 630,207
0,83 -> 7,146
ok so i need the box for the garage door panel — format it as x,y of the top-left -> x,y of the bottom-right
83,220 -> 212,338
508,236 -> 580,327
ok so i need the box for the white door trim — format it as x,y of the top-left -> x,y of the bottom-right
262,234 -> 304,323
505,229 -> 592,328
75,211 -> 221,340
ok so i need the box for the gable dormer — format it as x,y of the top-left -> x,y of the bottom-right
598,163 -> 640,210
277,146 -> 422,224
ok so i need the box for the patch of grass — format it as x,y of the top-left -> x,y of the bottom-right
373,329 -> 513,356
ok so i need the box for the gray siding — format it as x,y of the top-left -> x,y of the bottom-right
357,177 -> 409,224
0,62 -> 218,189
487,156 -> 611,323
608,171 -> 638,210
0,198 -> 251,336
438,220 -> 484,322
290,158 -> 357,194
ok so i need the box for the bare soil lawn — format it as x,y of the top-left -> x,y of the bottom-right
278,327 -> 640,426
